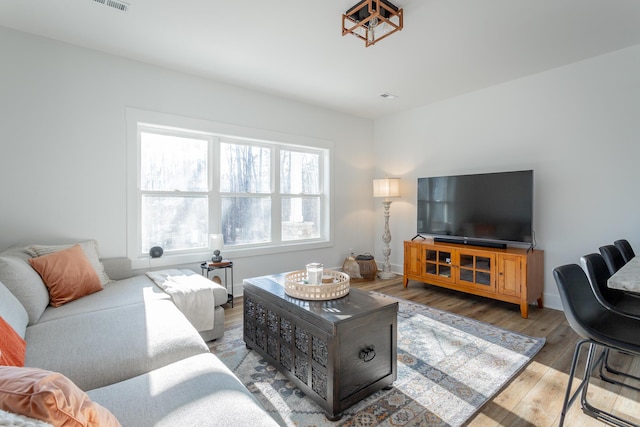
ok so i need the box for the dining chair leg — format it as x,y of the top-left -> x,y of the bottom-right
600,348 -> 640,392
581,344 -> 640,427
559,339 -> 590,427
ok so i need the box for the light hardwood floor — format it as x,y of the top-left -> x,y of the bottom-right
222,276 -> 640,427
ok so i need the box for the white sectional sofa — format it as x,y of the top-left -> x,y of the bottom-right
0,243 -> 279,427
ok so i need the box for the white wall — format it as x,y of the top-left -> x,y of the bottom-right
374,44 -> 640,310
0,26 -> 376,285
3,26 -> 639,308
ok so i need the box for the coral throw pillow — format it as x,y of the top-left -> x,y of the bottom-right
0,366 -> 121,427
28,245 -> 102,307
0,317 -> 26,367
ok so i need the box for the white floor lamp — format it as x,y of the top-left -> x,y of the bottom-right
373,177 -> 400,279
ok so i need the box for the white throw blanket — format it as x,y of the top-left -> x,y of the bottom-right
0,408 -> 54,427
146,269 -> 215,332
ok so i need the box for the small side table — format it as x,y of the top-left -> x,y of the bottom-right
200,260 -> 234,307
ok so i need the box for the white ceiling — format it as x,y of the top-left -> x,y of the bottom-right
1,0 -> 640,119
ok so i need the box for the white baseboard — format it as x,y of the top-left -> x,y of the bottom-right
542,292 -> 563,312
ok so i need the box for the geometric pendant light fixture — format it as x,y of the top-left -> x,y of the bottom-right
342,0 -> 404,47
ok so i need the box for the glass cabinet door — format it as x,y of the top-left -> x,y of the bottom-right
424,249 -> 454,282
458,252 -> 495,290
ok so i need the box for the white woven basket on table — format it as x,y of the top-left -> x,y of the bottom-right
284,270 -> 350,300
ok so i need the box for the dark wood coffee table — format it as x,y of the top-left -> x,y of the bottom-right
243,273 -> 398,420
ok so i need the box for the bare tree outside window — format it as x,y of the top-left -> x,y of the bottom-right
133,117 -> 329,261
220,142 -> 271,245
281,150 -> 321,241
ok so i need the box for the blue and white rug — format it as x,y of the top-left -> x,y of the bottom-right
209,294 -> 545,427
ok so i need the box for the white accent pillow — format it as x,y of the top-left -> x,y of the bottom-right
25,240 -> 112,286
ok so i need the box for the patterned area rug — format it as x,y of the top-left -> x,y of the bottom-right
209,293 -> 545,427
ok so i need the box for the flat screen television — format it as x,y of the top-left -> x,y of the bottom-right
416,170 -> 534,248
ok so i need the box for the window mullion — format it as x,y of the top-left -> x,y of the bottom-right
210,136 -> 221,240
272,146 -> 282,244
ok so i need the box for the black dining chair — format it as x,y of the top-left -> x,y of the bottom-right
599,244 -> 627,276
580,253 -> 640,387
614,239 -> 636,263
553,263 -> 640,427
581,253 -> 640,315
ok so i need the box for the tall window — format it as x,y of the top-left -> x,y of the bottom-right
220,141 -> 272,246
139,130 -> 210,254
280,149 -> 321,241
127,109 -> 331,266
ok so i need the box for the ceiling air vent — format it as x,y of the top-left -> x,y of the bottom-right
92,0 -> 130,12
379,92 -> 398,100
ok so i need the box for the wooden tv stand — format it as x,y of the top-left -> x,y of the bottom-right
403,239 -> 543,318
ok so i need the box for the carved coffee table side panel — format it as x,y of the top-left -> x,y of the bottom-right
244,292 -> 334,414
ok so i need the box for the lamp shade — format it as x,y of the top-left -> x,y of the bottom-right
210,234 -> 224,250
373,178 -> 400,198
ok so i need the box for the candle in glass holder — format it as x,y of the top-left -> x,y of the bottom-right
306,263 -> 323,285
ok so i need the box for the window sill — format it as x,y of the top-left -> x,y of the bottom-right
129,240 -> 333,270
130,251 -> 212,270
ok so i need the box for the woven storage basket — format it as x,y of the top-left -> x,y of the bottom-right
284,269 -> 350,300
355,259 -> 378,281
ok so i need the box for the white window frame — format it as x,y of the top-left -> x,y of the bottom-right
126,108 -> 333,269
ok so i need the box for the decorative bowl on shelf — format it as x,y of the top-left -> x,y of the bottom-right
284,269 -> 350,300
